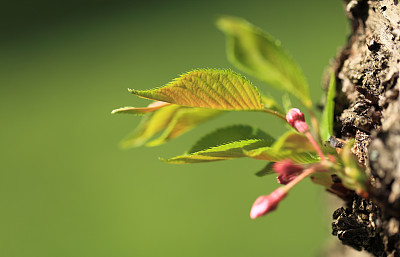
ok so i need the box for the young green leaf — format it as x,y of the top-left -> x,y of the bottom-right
216,16 -> 312,107
119,104 -> 181,149
162,139 -> 269,164
188,124 -> 274,154
244,131 -> 320,164
320,71 -> 336,141
129,69 -> 264,111
339,140 -> 368,193
245,147 -> 319,164
272,131 -> 316,153
111,101 -> 171,115
161,125 -> 274,164
146,108 -> 223,147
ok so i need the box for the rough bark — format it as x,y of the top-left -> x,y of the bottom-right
329,1 -> 400,256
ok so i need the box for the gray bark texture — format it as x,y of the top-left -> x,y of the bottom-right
330,1 -> 400,256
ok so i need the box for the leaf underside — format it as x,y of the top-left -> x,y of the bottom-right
146,108 -> 223,147
119,104 -> 181,149
111,101 -> 171,115
217,16 -> 312,107
119,105 -> 223,148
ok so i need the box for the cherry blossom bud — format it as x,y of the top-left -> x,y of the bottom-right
286,108 -> 305,126
273,160 -> 304,185
250,188 -> 287,219
286,108 -> 309,133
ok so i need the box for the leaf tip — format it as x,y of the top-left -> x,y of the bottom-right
118,141 -> 131,150
159,157 -> 171,163
128,88 -> 144,97
145,139 -> 164,147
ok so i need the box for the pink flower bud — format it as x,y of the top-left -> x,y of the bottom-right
286,108 -> 305,126
273,160 -> 304,185
250,188 -> 287,219
286,108 -> 309,133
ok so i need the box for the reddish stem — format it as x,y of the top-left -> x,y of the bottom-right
304,131 -> 326,162
283,166 -> 316,192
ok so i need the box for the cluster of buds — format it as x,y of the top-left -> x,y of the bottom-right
250,108 -> 326,219
250,159 -> 318,219
250,108 -> 369,219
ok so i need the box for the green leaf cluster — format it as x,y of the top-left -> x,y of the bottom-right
112,15 -> 340,183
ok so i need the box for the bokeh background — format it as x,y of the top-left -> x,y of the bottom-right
1,1 -> 348,256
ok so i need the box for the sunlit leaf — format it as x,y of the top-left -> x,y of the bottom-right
129,69 -> 264,111
188,125 -> 274,154
146,108 -> 223,147
339,140 -> 368,192
161,125 -> 274,164
320,71 -> 336,141
111,101 -> 171,115
162,139 -> 269,164
273,131 -> 316,153
245,147 -> 319,164
119,104 -> 181,149
216,16 -> 312,107
255,162 -> 275,177
244,131 -> 320,164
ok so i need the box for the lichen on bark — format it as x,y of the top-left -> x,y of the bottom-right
330,0 -> 400,256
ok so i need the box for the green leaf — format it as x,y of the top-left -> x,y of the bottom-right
120,105 -> 222,148
129,69 -> 264,111
188,125 -> 274,154
339,140 -> 368,192
119,104 -> 181,149
320,71 -> 336,141
244,131 -> 320,164
255,162 -> 275,177
216,16 -> 312,107
111,101 -> 170,115
161,125 -> 274,164
162,139 -> 269,164
272,131 -> 316,153
146,108 -> 223,147
244,147 -> 319,164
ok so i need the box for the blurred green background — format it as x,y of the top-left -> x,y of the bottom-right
1,1 -> 348,256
